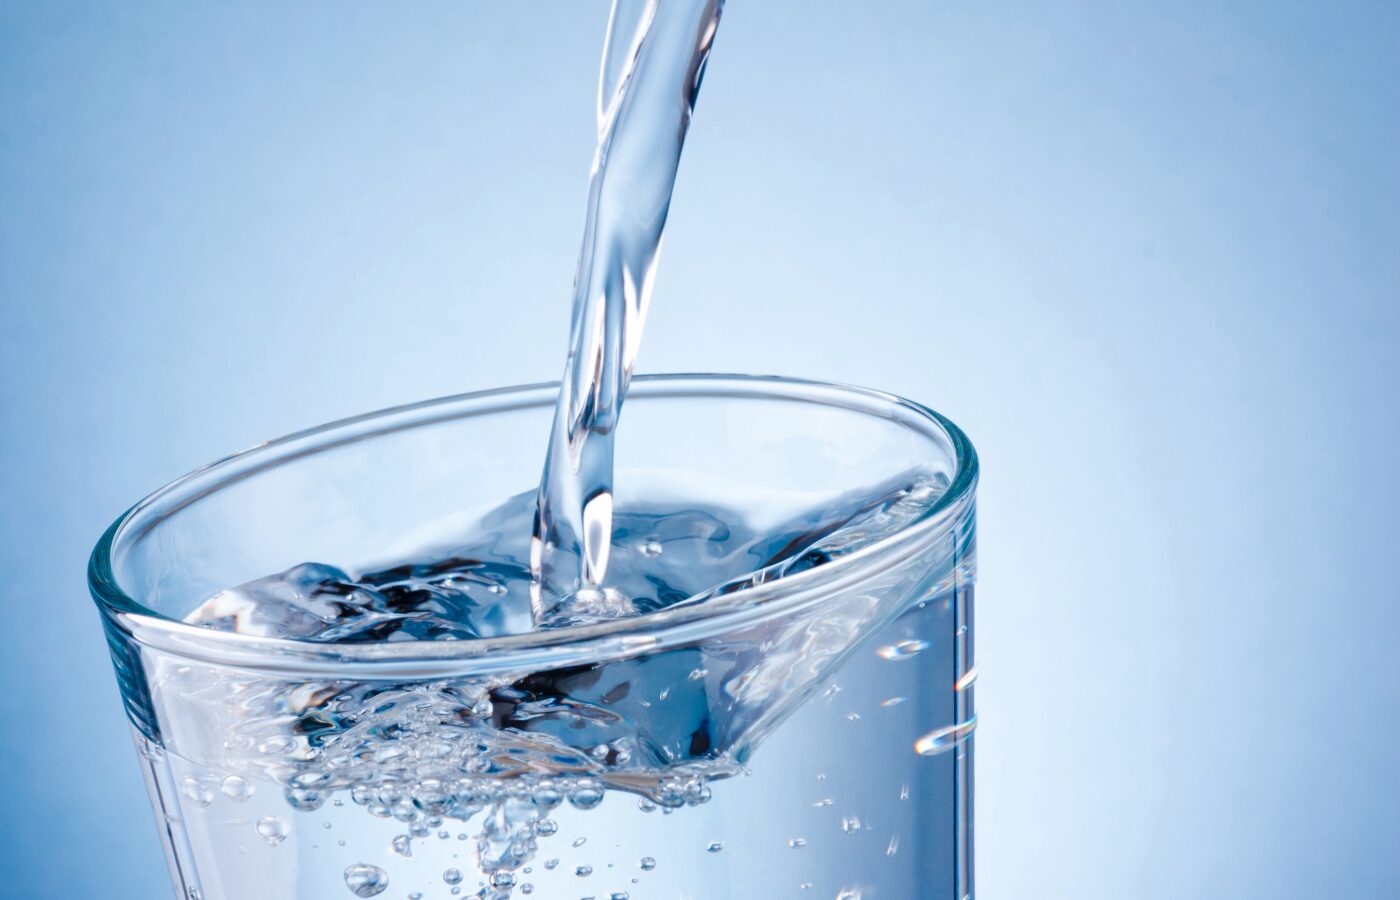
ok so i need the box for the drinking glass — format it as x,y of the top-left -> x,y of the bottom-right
89,374 -> 978,900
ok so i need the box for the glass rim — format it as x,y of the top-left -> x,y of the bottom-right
89,374 -> 977,678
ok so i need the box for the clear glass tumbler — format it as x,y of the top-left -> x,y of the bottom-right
89,374 -> 977,900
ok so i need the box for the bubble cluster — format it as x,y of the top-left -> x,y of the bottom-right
162,471 -> 954,895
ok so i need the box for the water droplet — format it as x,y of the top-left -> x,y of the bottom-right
706,841 -> 723,853
442,868 -> 463,886
788,838 -> 806,848
391,834 -> 412,857
256,816 -> 288,846
219,775 -> 253,801
639,857 -> 656,871
576,865 -> 593,877
342,863 -> 388,897
876,639 -> 931,661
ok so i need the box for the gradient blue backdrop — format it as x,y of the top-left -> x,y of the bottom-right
2,2 -> 1397,897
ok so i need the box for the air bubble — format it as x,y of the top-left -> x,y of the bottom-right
915,717 -> 977,756
568,780 -> 604,810
391,834 -> 412,857
219,775 -> 253,801
639,857 -> 656,871
258,736 -> 296,755
179,777 -> 214,808
442,868 -> 463,885
706,842 -> 723,853
576,865 -> 593,877
256,816 -> 288,846
876,639 -> 931,660
342,863 -> 388,897
532,784 -> 564,808
788,838 -> 806,848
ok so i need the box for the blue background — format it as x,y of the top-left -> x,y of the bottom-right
2,2 -> 1398,897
